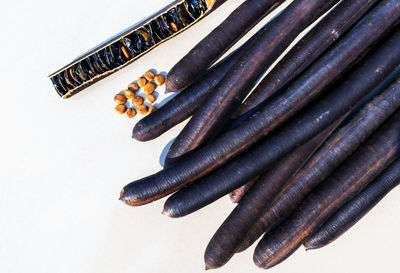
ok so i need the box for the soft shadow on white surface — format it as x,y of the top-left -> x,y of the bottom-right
159,138 -> 176,167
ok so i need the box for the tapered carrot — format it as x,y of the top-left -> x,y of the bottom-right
119,1 -> 400,207
132,15 -> 270,141
304,156 -> 400,250
238,49 -> 400,252
229,177 -> 257,204
162,107 -> 348,218
165,0 -> 285,93
233,0 -> 379,119
166,0 -> 340,160
202,120 -> 342,270
253,111 -> 400,269
162,27 -> 400,218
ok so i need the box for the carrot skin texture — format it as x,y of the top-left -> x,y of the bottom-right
304,156 -> 400,250
119,1 -> 400,207
253,111 -> 400,269
237,27 -> 400,252
234,0 -> 380,119
162,27 -> 400,218
165,0 -> 285,93
166,0 -> 340,159
203,121 -> 341,269
162,109 -> 347,218
229,177 -> 258,204
132,15 -> 269,142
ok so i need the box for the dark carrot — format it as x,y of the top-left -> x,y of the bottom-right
166,0 -> 340,160
162,100 -> 351,218
162,27 -> 400,218
132,15 -> 270,142
238,52 -> 400,252
233,0 -> 380,119
229,177 -> 258,204
304,156 -> 400,250
203,121 -> 342,270
165,0 -> 285,93
253,111 -> 400,269
119,1 -> 399,207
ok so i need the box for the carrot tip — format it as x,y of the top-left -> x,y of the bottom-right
165,76 -> 183,93
161,207 -> 174,217
164,79 -> 174,94
119,189 -> 125,201
304,245 -> 317,251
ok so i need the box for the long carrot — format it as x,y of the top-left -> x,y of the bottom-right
166,0 -> 340,160
304,156 -> 400,250
162,99 -> 351,218
162,27 -> 400,218
253,111 -> 400,269
119,1 -> 400,207
132,13 -> 272,142
165,0 -> 285,93
238,56 -> 400,252
233,0 -> 379,119
202,121 -> 342,270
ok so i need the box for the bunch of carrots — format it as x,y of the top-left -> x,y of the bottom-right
120,0 -> 400,270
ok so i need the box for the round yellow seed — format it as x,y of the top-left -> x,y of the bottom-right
114,94 -> 127,105
149,106 -> 157,114
126,108 -> 137,118
133,96 -> 144,106
154,74 -> 165,86
121,45 -> 130,59
146,94 -> 156,104
144,82 -> 156,95
115,104 -> 127,114
138,77 -> 147,87
137,105 -> 149,115
170,22 -> 178,32
128,82 -> 139,92
124,89 -> 135,99
144,71 -> 155,81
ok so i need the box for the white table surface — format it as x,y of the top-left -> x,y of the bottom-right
1,0 -> 399,272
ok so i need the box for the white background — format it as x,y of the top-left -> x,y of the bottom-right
1,0 -> 399,273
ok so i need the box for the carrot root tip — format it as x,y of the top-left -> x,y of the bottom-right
119,189 -> 125,201
304,245 -> 318,251
165,76 -> 184,93
161,207 -> 176,217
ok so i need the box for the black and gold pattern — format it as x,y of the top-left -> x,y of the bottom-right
50,0 -> 221,98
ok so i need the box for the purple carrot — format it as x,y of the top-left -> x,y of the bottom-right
165,0 -> 285,93
253,110 -> 400,269
238,42 -> 400,252
119,0 -> 400,207
233,0 -> 379,119
202,120 -> 342,269
165,0 -> 340,160
304,156 -> 400,250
